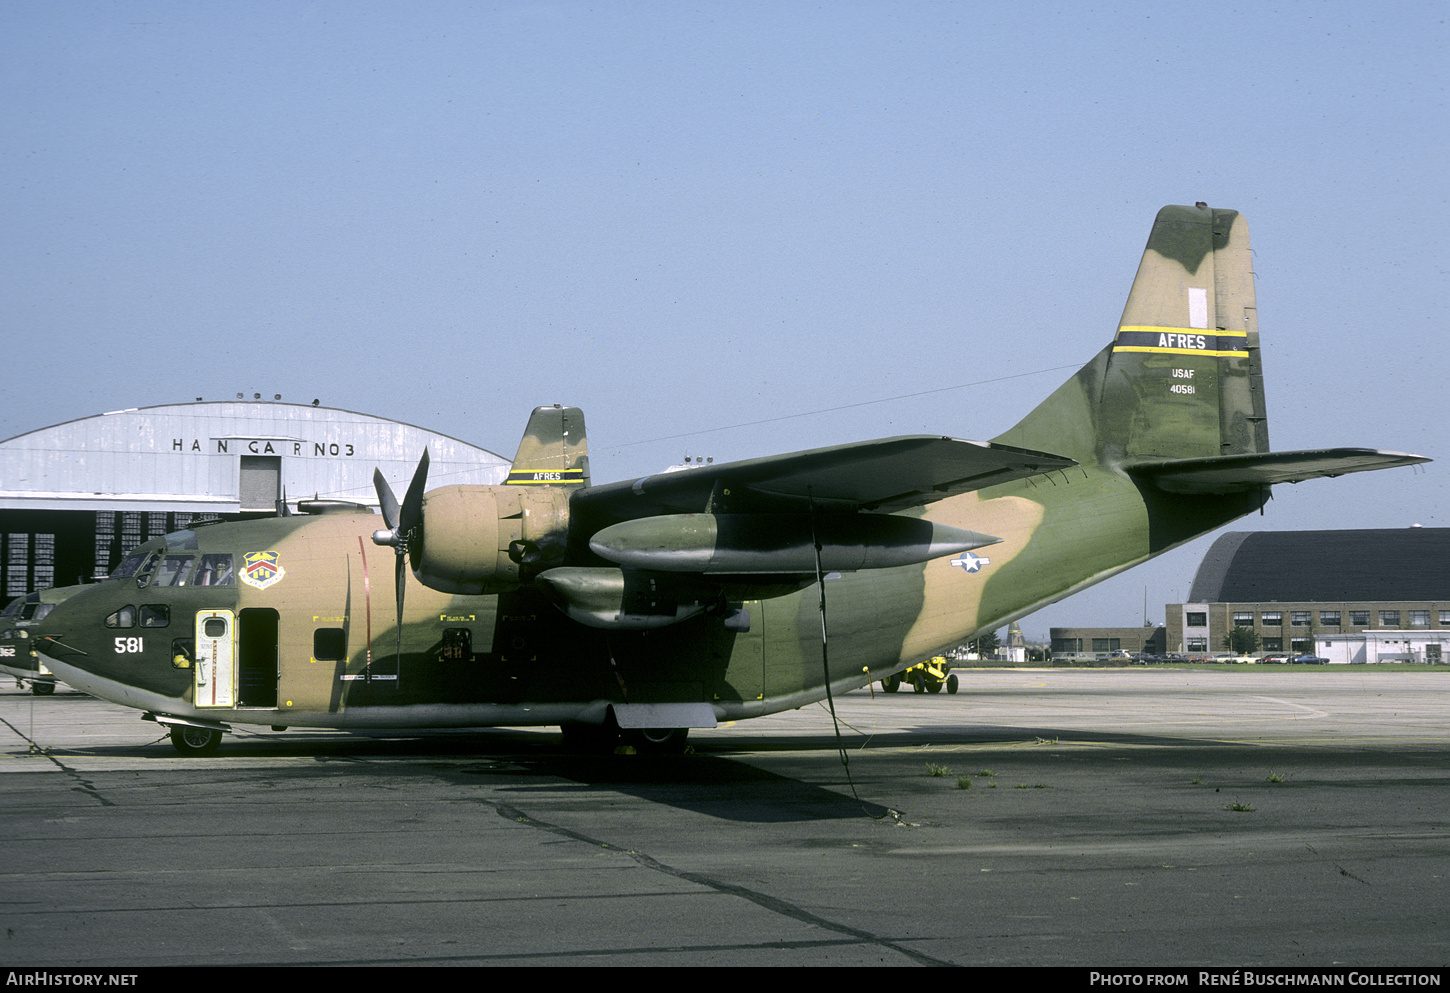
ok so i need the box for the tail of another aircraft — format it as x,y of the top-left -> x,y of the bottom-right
995,204 -> 1268,467
507,405 -> 590,486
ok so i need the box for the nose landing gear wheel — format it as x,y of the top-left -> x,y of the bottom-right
169,725 -> 222,756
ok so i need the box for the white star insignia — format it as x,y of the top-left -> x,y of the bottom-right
951,552 -> 990,574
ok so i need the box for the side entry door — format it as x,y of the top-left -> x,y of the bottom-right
194,610 -> 236,708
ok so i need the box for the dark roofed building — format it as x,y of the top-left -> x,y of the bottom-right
1188,529 -> 1450,604
1168,529 -> 1450,657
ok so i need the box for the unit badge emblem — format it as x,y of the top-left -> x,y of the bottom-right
241,551 -> 286,589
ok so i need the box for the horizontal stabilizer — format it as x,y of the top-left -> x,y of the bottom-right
1128,448 -> 1430,495
579,436 -> 1076,519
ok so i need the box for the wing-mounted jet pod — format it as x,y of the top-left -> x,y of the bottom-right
32,206 -> 1429,755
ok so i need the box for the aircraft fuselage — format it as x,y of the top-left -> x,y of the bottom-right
37,464 -> 1258,732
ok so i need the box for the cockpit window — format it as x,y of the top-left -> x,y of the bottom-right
193,554 -> 235,587
111,550 -> 151,580
132,552 -> 162,588
105,606 -> 137,629
19,603 -> 54,622
165,530 -> 199,551
153,555 -> 195,588
1,597 -> 22,618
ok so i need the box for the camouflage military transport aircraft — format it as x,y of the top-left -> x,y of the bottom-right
0,586 -> 85,694
34,206 -> 1428,754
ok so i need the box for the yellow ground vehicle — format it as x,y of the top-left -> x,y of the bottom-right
880,656 -> 959,694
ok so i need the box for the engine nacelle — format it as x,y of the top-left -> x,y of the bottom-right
412,484 -> 570,595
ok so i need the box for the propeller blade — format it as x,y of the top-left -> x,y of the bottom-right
370,450 -> 429,666
373,469 -> 400,531
400,448 -> 429,536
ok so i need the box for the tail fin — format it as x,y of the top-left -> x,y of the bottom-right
506,405 -> 591,486
995,204 -> 1268,465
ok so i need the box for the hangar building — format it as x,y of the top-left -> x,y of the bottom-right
1166,529 -> 1450,659
0,401 -> 509,594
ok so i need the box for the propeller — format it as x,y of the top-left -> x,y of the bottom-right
372,449 -> 430,665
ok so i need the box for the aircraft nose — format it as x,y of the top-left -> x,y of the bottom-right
31,599 -> 90,670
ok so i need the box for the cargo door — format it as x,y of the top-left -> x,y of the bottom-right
194,610 -> 236,708
238,607 -> 279,708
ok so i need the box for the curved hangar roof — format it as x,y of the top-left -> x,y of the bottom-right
1188,529 -> 1450,603
0,401 -> 508,513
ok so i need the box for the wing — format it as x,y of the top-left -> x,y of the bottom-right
540,436 -> 1076,627
1128,448 -> 1430,495
576,436 -> 1077,520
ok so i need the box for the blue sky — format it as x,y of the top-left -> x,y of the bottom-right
3,1 -> 1445,639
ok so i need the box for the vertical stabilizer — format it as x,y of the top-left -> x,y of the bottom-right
507,405 -> 590,486
995,205 -> 1269,466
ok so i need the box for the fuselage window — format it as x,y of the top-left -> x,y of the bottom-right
194,554 -> 235,586
202,617 -> 227,639
171,639 -> 194,669
140,604 -> 170,628
105,605 -> 137,629
313,628 -> 347,662
440,628 -> 472,662
154,555 -> 195,588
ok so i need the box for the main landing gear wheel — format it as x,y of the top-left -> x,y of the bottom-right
31,681 -> 55,696
623,727 -> 690,754
168,725 -> 222,756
